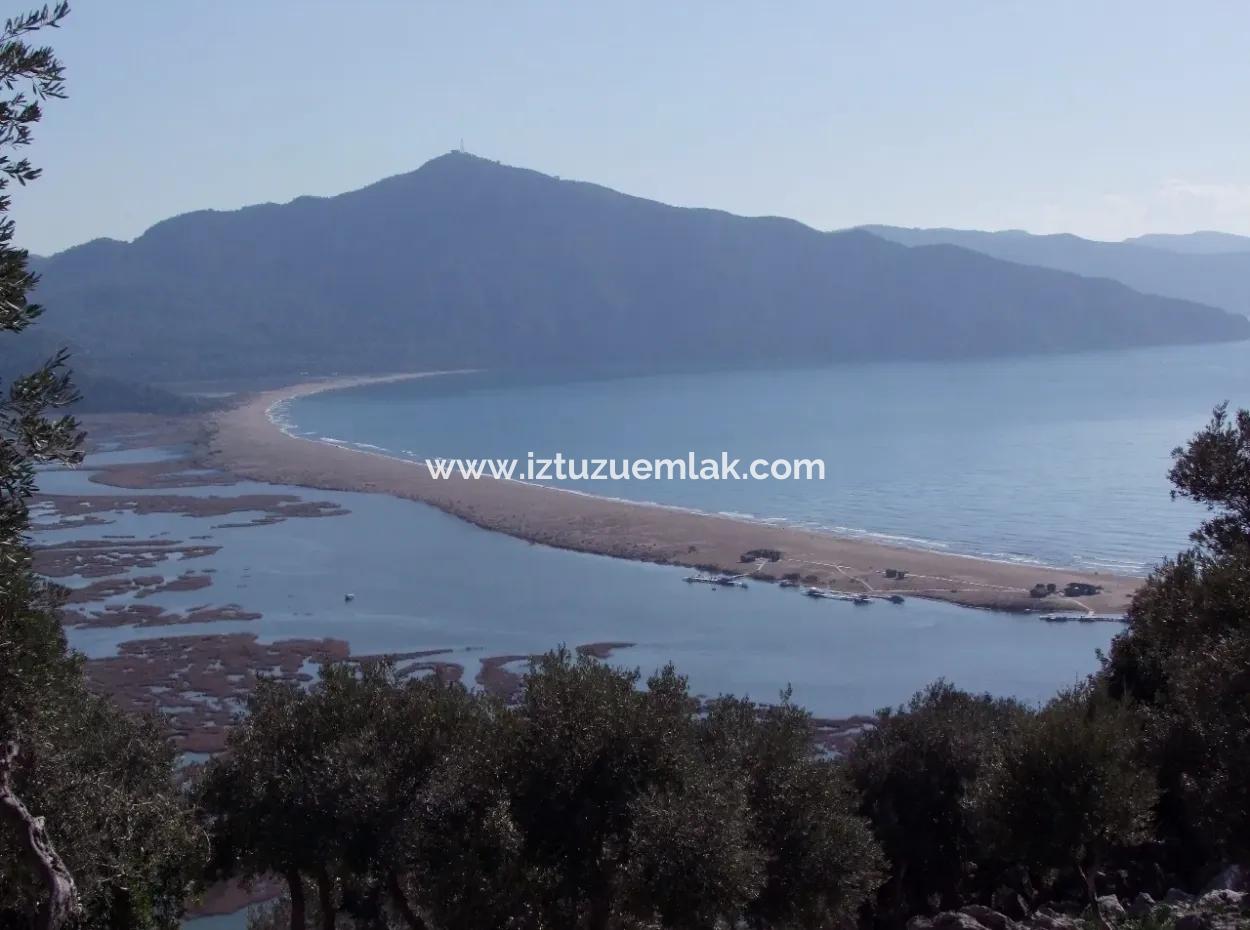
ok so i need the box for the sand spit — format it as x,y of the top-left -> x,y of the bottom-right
204,373 -> 1140,614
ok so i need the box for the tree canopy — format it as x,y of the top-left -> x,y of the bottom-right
203,652 -> 885,930
0,7 -> 202,928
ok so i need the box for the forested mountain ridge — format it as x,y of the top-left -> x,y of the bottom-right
27,152 -> 1249,382
1125,230 -> 1250,255
861,224 -> 1250,316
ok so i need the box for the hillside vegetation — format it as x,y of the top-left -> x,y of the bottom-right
27,153 -> 1250,382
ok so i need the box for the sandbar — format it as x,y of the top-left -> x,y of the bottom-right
201,373 -> 1141,614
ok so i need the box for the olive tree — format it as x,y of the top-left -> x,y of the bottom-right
845,681 -> 1025,921
3,6 -> 202,929
976,684 -> 1156,914
1103,404 -> 1250,870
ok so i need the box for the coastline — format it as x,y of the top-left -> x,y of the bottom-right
201,373 -> 1140,614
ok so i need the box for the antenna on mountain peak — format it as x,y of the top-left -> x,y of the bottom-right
459,138 -> 465,153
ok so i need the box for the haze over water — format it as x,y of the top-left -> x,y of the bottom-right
287,342 -> 1250,576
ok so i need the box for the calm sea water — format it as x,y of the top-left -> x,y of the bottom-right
286,343 -> 1250,575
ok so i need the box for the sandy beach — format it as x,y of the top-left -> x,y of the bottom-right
201,373 -> 1140,614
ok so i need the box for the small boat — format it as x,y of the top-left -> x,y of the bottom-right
807,588 -> 865,603
344,593 -> 355,602
887,594 -> 905,604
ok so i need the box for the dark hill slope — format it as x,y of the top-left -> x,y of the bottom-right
30,154 -> 1249,380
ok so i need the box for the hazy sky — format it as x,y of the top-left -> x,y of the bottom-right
11,0 -> 1250,254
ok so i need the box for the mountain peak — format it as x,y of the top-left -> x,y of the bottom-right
28,161 -> 1249,381
418,149 -> 503,172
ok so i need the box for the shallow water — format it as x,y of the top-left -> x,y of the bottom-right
286,342 -> 1250,575
44,449 -> 1115,717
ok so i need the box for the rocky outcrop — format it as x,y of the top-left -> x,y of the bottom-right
1205,867 -> 1250,895
907,884 -> 1250,930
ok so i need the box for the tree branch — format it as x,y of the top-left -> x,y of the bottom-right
315,866 -> 336,930
0,740 -> 79,930
284,869 -> 306,930
387,871 -> 428,930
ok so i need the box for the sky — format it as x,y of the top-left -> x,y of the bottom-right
10,0 -> 1250,255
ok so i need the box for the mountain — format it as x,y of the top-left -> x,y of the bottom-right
860,225 -> 1250,315
27,153 -> 1249,382
1124,231 -> 1250,255
0,326 -> 204,414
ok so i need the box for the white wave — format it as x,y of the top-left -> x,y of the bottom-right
981,551 -> 1046,566
821,525 -> 953,550
1073,555 -> 1151,576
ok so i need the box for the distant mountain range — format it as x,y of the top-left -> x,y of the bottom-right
24,153 -> 1249,389
860,225 -> 1250,316
1124,231 -> 1250,255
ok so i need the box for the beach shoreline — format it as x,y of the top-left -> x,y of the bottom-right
199,372 -> 1141,614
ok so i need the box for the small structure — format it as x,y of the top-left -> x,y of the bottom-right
884,568 -> 908,579
1064,582 -> 1103,597
740,548 -> 783,563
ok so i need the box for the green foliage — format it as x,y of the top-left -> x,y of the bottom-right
845,681 -> 1025,920
1103,405 -> 1250,868
0,0 -> 79,688
0,2 -> 80,584
835,408 -> 1250,918
198,676 -> 325,886
1166,402 -> 1250,554
203,652 -> 885,930
0,566 -> 76,747
331,662 -> 518,930
701,694 -> 885,929
502,650 -> 835,930
977,684 -> 1156,899
506,652 -> 707,929
1,688 -> 205,929
622,772 -> 763,930
200,663 -> 520,930
0,9 -> 203,927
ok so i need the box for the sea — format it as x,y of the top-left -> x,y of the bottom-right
285,342 -> 1250,577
